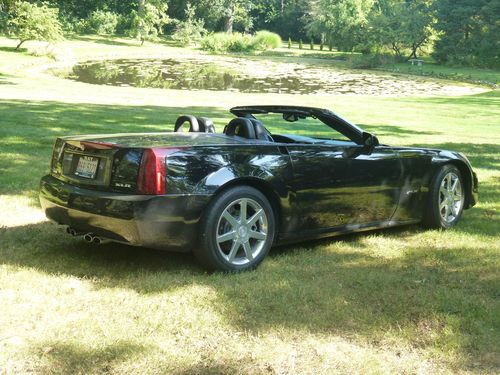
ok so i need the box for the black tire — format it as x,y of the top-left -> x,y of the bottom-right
423,164 -> 465,229
195,186 -> 276,272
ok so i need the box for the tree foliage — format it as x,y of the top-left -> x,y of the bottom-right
308,0 -> 375,51
0,0 -> 497,67
129,0 -> 171,44
172,2 -> 205,45
433,0 -> 499,68
6,1 -> 63,49
367,0 -> 435,59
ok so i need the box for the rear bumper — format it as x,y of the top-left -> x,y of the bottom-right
39,175 -> 211,251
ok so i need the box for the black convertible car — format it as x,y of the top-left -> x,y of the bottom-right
40,105 -> 478,271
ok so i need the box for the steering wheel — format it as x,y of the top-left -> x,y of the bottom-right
174,115 -> 200,132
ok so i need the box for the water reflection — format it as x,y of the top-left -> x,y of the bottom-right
56,58 -> 485,96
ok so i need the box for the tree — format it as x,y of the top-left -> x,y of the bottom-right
250,0 -> 310,40
367,0 -> 435,60
7,1 -> 63,49
307,0 -> 375,51
129,0 -> 170,45
433,0 -> 499,68
172,2 -> 206,45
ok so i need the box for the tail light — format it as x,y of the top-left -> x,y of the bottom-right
137,148 -> 181,195
50,138 -> 64,173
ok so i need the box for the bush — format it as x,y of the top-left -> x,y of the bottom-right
86,10 -> 118,35
201,32 -> 252,53
347,54 -> 395,69
200,31 -> 281,53
253,30 -> 282,50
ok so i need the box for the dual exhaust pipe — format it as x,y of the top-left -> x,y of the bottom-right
66,226 -> 109,245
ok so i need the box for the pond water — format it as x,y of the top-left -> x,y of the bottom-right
58,57 -> 484,96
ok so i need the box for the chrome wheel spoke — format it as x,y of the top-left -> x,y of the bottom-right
239,199 -> 248,222
222,210 -> 238,227
217,231 -> 236,243
249,230 -> 266,240
247,209 -> 263,226
450,203 -> 457,216
242,241 -> 253,261
439,200 -> 447,210
227,240 -> 240,263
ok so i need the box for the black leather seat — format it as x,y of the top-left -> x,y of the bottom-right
249,118 -> 274,141
224,117 -> 273,141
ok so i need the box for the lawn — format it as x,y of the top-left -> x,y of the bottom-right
0,36 -> 499,374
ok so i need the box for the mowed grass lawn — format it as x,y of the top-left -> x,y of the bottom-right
0,36 -> 499,374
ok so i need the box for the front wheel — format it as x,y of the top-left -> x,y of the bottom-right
423,164 -> 465,229
195,186 -> 276,272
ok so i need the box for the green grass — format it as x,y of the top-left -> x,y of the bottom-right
0,36 -> 499,374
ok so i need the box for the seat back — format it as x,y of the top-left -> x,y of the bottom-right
224,117 -> 256,139
249,118 -> 273,141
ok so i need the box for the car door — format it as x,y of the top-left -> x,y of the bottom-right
286,142 -> 403,233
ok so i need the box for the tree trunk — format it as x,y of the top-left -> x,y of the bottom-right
138,0 -> 146,44
16,40 -> 25,50
225,5 -> 234,34
391,42 -> 402,59
138,0 -> 145,16
281,0 -> 285,15
409,44 -> 418,59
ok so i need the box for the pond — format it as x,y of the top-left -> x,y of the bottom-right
56,57 -> 484,96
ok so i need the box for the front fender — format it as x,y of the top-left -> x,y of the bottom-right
430,151 -> 478,208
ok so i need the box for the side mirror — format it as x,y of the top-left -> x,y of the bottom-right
362,132 -> 379,153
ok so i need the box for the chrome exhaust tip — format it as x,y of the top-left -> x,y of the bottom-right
66,227 -> 83,236
83,233 -> 110,245
83,233 -> 94,243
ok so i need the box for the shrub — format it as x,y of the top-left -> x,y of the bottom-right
201,31 -> 281,53
229,33 -> 254,52
86,10 -> 118,35
347,54 -> 395,69
252,30 -> 282,50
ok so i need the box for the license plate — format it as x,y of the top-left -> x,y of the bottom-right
75,156 -> 99,179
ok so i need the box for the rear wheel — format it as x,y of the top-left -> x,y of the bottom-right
423,164 -> 465,229
195,186 -> 275,272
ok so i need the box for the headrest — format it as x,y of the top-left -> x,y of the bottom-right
225,117 -> 256,139
174,115 -> 199,132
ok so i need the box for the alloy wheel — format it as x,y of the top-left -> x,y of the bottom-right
438,172 -> 464,223
215,198 -> 269,266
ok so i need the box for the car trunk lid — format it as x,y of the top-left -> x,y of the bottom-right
50,132 -> 239,193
